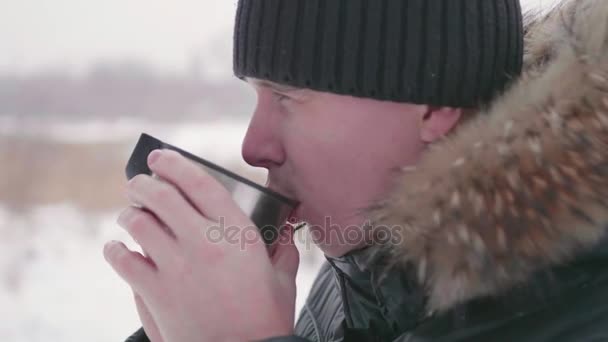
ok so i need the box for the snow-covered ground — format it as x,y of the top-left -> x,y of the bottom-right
0,205 -> 323,342
0,117 -> 324,342
0,205 -> 142,342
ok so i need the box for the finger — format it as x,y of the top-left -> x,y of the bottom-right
104,240 -> 156,295
126,174 -> 210,240
133,292 -> 154,328
271,227 -> 300,280
147,149 -> 240,222
117,206 -> 177,268
133,292 -> 164,342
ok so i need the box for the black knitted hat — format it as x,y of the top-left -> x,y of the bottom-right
233,0 -> 524,107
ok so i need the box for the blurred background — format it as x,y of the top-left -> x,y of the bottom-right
0,0 -> 559,341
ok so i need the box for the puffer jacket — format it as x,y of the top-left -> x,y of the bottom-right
126,0 -> 608,341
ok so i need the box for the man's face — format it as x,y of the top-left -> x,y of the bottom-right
242,79 -> 427,257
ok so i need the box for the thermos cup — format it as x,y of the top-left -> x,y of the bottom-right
125,133 -> 297,245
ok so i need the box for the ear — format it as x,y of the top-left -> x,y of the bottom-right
419,106 -> 463,143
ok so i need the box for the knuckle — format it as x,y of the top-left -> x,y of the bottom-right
191,174 -> 228,200
128,174 -> 146,190
128,212 -> 151,236
190,174 -> 212,192
150,184 -> 176,202
204,243 -> 227,261
189,237 -> 225,262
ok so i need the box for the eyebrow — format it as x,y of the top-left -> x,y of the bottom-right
246,78 -> 300,93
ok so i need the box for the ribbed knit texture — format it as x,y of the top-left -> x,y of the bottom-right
233,0 -> 524,107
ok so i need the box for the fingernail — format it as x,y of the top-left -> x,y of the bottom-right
148,150 -> 162,167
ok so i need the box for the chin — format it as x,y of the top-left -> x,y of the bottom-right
307,222 -> 367,258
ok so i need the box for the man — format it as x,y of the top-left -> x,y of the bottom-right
112,0 -> 608,341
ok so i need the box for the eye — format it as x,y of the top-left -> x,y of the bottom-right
273,92 -> 290,103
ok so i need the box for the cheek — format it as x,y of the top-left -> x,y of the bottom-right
283,105 -> 424,226
285,137 -> 384,227
280,137 -> 352,224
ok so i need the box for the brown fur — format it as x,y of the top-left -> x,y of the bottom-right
368,0 -> 608,312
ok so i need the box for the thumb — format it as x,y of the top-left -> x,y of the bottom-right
271,227 -> 300,280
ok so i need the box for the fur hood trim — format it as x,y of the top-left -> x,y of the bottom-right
369,0 -> 608,312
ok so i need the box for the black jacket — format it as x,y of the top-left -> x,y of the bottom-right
127,241 -> 608,342
283,240 -> 608,341
126,1 -> 608,341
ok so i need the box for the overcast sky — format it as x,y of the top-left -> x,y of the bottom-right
0,0 -> 559,76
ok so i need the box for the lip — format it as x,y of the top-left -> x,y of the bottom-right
286,204 -> 307,231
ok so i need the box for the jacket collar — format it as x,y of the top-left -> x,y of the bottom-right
327,248 -> 427,337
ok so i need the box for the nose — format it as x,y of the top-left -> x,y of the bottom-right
241,94 -> 285,169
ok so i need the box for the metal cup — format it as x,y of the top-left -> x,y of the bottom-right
125,133 -> 297,245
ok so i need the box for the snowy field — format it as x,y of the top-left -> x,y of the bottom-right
0,117 -> 324,342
